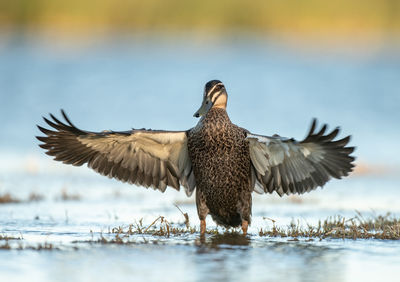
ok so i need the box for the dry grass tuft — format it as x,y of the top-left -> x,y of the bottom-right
259,212 -> 400,240
175,205 -> 190,228
24,242 -> 58,251
0,242 -> 11,250
90,212 -> 400,245
110,215 -> 198,238
77,213 -> 200,245
28,192 -> 45,202
59,189 -> 81,201
2,212 -> 399,250
0,192 -> 46,204
0,240 -> 57,251
0,234 -> 22,241
0,193 -> 20,204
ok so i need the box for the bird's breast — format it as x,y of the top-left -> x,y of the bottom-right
188,122 -> 251,186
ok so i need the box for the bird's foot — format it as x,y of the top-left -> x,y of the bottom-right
242,220 -> 248,236
200,219 -> 206,236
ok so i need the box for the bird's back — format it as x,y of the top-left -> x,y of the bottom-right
187,108 -> 252,227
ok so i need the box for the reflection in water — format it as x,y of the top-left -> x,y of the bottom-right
193,235 -> 345,282
197,233 -> 251,250
193,233 -> 251,282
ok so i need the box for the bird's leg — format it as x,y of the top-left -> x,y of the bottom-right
242,220 -> 248,236
200,219 -> 206,236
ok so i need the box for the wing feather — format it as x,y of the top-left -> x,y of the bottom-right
248,119 -> 355,196
37,110 -> 196,196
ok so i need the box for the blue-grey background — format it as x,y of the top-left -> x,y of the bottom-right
1,35 -> 399,166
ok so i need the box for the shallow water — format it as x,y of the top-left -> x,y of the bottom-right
0,33 -> 400,281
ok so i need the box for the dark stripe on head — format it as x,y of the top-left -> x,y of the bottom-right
206,83 -> 224,98
205,80 -> 222,90
204,80 -> 223,97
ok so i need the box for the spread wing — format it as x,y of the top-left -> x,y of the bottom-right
247,119 -> 355,196
37,110 -> 196,196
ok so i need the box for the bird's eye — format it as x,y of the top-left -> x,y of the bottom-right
205,101 -> 209,105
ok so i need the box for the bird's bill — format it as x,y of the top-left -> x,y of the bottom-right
193,99 -> 213,118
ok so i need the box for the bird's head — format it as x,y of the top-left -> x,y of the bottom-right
194,80 -> 228,118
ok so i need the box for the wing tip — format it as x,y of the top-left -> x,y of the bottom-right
61,109 -> 74,127
306,118 -> 318,137
37,125 -> 53,135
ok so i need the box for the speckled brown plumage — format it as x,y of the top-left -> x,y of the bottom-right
188,108 -> 252,227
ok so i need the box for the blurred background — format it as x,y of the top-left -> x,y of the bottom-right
1,0 -> 400,224
0,1 -> 400,281
0,0 -> 399,215
0,0 -> 399,165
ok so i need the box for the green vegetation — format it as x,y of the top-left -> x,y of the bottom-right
0,0 -> 399,37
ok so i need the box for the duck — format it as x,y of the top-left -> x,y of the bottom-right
37,80 -> 355,236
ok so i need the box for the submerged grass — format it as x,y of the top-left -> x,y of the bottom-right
110,215 -> 198,238
0,233 -> 58,251
0,234 -> 22,240
0,242 -> 58,251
